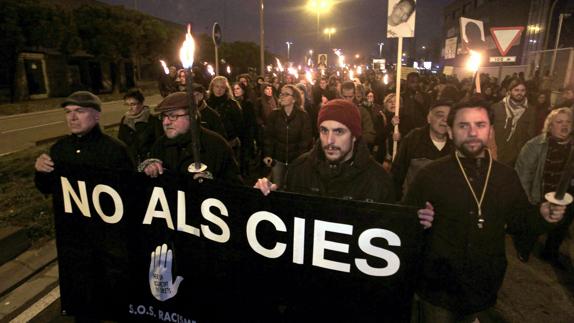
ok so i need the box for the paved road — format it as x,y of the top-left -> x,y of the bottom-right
0,94 -> 163,156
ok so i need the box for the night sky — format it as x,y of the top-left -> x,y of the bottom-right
101,0 -> 451,62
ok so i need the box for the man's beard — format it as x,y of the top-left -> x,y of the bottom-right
457,139 -> 486,158
510,94 -> 525,104
322,144 -> 352,163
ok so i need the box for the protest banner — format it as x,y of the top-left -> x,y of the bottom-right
51,165 -> 422,322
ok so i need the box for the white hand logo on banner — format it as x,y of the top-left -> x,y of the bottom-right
149,244 -> 183,301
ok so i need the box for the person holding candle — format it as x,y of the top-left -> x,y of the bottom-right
514,107 -> 574,265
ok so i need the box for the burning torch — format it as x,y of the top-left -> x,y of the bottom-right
466,50 -> 482,93
179,24 -> 206,173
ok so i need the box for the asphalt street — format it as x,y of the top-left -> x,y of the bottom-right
0,94 -> 163,156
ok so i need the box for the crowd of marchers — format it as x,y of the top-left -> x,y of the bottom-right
33,64 -> 572,322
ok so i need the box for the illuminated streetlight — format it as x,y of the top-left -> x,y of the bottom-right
323,27 -> 336,44
285,41 -> 293,61
355,54 -> 360,59
377,42 -> 384,58
307,0 -> 333,41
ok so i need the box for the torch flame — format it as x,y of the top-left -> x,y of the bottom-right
226,65 -> 231,74
275,58 -> 284,72
306,70 -> 314,85
338,55 -> 345,68
383,73 -> 389,85
159,60 -> 169,75
349,70 -> 354,81
266,65 -> 273,73
207,64 -> 215,76
466,50 -> 481,73
179,24 -> 195,69
288,67 -> 298,78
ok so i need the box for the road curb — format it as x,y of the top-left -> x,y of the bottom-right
0,240 -> 57,298
0,227 -> 30,266
0,263 -> 59,322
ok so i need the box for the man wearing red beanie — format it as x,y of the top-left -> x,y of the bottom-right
255,99 -> 394,203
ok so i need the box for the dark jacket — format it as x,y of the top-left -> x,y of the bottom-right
285,139 -> 395,203
206,95 -> 243,142
237,98 -> 257,154
198,100 -> 227,138
492,99 -> 537,167
404,152 -> 551,314
400,89 -> 430,136
391,125 -> 453,200
118,108 -> 163,165
148,127 -> 242,185
263,108 -> 312,164
35,126 -> 134,194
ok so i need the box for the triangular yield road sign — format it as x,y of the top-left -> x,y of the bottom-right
490,27 -> 525,56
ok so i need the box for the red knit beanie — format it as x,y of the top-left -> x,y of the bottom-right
317,99 -> 362,138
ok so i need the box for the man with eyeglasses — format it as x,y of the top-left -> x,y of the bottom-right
139,92 -> 242,185
35,91 -> 134,194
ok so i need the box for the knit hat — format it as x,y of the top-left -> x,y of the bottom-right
154,92 -> 189,114
317,99 -> 362,138
61,91 -> 102,111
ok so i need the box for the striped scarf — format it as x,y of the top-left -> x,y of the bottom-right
503,95 -> 528,142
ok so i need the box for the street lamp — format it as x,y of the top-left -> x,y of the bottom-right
323,27 -> 336,44
285,41 -> 294,61
307,0 -> 333,41
378,42 -> 384,58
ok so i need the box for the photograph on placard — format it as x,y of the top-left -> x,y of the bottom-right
387,0 -> 416,38
460,17 -> 486,52
317,54 -> 328,70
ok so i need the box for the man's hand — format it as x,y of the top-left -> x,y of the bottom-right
149,244 -> 183,302
35,153 -> 54,173
144,161 -> 164,178
392,132 -> 401,142
192,171 -> 213,183
540,201 -> 566,223
262,157 -> 273,168
417,202 -> 434,229
254,177 -> 277,196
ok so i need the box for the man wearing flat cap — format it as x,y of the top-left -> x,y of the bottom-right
34,91 -> 134,194
139,92 -> 242,185
255,99 -> 395,203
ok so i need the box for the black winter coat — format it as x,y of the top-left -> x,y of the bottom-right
35,126 -> 134,194
206,95 -> 243,142
285,139 -> 395,203
148,127 -> 242,185
404,152 -> 552,314
391,125 -> 453,200
118,110 -> 163,165
263,108 -> 312,164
